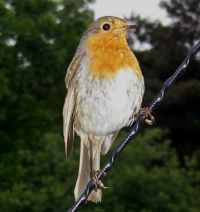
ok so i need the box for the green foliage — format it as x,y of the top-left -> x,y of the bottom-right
160,0 -> 200,45
0,0 -> 93,150
1,128 -> 200,212
130,0 -> 200,160
0,0 -> 93,211
82,129 -> 200,212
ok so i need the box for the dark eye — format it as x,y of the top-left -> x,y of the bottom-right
102,23 -> 111,31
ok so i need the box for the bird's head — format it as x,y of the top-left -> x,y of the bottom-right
85,16 -> 136,40
79,16 -> 141,79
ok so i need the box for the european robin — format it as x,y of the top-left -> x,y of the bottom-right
63,16 -> 146,203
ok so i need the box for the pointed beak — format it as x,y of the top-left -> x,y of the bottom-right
127,24 -> 137,31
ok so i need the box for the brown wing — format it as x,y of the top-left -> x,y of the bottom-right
63,54 -> 83,157
65,54 -> 83,88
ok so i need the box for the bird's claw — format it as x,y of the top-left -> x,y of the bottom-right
92,170 -> 109,190
140,107 -> 155,125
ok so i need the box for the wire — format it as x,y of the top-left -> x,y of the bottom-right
67,40 -> 200,212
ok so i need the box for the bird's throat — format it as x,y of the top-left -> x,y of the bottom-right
86,32 -> 142,79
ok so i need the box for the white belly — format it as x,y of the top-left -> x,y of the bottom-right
76,68 -> 144,136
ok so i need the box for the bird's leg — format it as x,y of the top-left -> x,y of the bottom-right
140,107 -> 155,125
88,137 -> 108,190
88,138 -> 94,179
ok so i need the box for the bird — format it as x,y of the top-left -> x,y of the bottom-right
63,16 -> 149,203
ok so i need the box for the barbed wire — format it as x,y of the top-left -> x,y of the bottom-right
67,40 -> 200,212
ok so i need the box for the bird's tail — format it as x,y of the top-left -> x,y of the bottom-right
74,135 -> 102,203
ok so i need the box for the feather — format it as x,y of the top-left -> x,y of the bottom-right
63,86 -> 76,157
63,46 -> 85,157
74,135 -> 103,203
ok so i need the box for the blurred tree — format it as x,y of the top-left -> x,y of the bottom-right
129,0 -> 200,162
81,129 -> 200,212
0,0 -> 93,211
160,0 -> 200,47
0,0 -> 93,148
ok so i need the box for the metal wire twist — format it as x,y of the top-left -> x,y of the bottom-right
67,41 -> 200,212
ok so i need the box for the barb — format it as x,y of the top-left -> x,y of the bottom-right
67,41 -> 200,212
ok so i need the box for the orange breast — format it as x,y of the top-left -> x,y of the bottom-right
86,32 -> 143,79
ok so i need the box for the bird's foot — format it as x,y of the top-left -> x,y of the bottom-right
140,107 -> 155,125
92,170 -> 109,190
